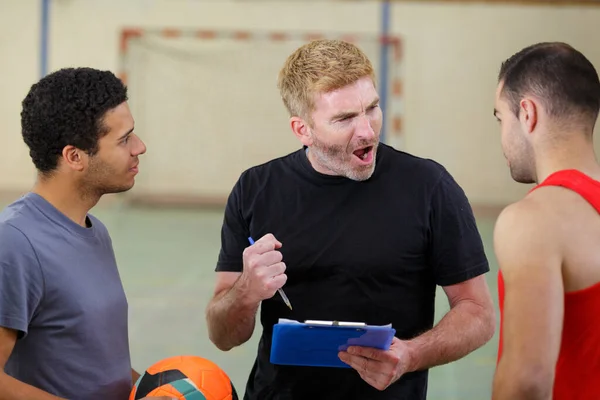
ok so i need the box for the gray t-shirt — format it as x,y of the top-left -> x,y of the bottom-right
0,193 -> 131,399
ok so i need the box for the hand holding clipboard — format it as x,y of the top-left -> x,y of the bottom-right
270,318 -> 396,369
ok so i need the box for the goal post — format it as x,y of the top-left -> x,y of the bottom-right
118,27 -> 403,207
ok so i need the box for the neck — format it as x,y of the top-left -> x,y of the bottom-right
535,132 -> 600,183
32,175 -> 100,227
305,146 -> 338,176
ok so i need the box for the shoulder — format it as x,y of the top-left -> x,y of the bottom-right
230,149 -> 303,194
0,220 -> 39,268
0,196 -> 30,224
495,186 -> 571,237
494,197 -> 561,274
0,220 -> 32,248
380,144 -> 449,180
242,149 -> 302,178
0,198 -> 38,247
380,144 -> 458,190
494,199 -> 538,244
495,183 -> 587,250
377,146 -> 471,211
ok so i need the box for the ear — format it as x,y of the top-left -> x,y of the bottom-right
61,145 -> 86,172
519,98 -> 538,134
290,116 -> 313,147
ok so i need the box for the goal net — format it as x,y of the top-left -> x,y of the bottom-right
119,28 -> 403,206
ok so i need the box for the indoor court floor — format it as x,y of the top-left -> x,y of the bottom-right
6,198 -> 502,399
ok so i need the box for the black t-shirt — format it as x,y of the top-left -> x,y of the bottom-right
216,143 -> 489,400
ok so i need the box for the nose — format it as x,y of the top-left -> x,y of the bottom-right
355,115 -> 375,141
132,134 -> 147,156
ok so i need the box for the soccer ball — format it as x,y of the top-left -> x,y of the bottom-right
129,355 -> 239,400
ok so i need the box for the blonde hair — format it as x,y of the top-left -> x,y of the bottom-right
277,39 -> 375,121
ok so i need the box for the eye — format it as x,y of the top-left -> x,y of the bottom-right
335,116 -> 352,123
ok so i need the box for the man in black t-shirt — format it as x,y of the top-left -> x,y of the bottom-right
206,39 -> 495,400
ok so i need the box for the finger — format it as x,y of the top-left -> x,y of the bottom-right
257,233 -> 282,248
244,240 -> 281,259
251,259 -> 285,280
339,351 -> 374,373
255,250 -> 284,267
338,351 -> 366,372
347,345 -> 399,364
339,352 -> 389,379
267,272 -> 288,290
262,261 -> 286,277
243,249 -> 282,272
339,352 -> 393,391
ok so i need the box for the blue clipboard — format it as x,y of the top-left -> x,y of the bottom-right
270,319 -> 396,368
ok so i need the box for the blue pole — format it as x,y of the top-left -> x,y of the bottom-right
379,0 -> 390,144
40,0 -> 50,77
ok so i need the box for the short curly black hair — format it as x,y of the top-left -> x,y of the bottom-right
21,67 -> 129,174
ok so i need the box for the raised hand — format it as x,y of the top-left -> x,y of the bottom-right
239,233 -> 287,303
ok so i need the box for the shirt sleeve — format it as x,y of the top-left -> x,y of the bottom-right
427,169 -> 490,286
215,177 -> 250,273
0,223 -> 44,338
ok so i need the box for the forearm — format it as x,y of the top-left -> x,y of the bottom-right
492,356 -> 553,400
405,300 -> 494,372
206,279 -> 260,351
0,372 -> 66,400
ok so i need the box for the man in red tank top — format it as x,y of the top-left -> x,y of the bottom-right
492,42 -> 600,399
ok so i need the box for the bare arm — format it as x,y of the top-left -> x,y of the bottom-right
205,272 -> 260,351
404,274 -> 496,372
0,327 -> 66,400
206,234 -> 288,352
492,201 -> 563,400
339,274 -> 495,391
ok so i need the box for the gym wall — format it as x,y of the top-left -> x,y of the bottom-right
1,0 -> 599,207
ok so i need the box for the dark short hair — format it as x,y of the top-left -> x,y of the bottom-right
498,42 -> 600,125
21,67 -> 128,174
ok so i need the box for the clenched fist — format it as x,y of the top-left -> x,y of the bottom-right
239,233 -> 287,303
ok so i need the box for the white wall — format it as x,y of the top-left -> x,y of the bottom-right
1,0 -> 600,206
0,0 -> 39,192
394,3 -> 600,204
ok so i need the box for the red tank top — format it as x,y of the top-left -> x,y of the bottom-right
497,169 -> 600,399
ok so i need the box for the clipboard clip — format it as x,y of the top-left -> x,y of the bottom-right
304,320 -> 367,327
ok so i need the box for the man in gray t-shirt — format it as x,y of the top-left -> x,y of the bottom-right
0,68 -> 172,400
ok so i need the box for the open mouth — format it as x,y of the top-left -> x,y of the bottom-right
352,146 -> 374,163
